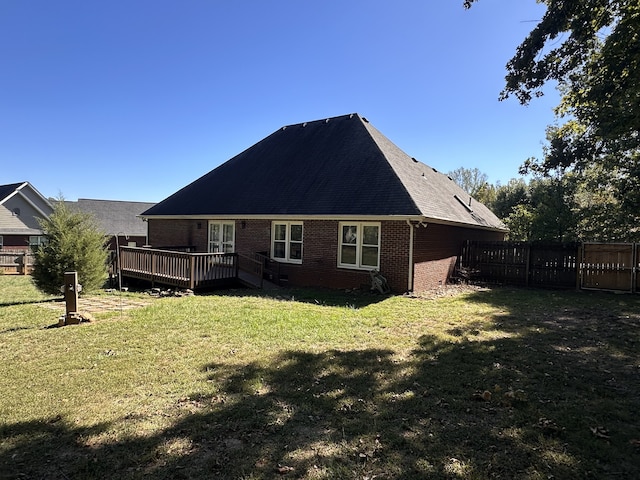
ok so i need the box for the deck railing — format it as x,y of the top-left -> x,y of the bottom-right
118,246 -> 238,289
237,253 -> 264,289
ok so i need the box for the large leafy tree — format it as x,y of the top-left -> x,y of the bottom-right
464,0 -> 637,113
32,200 -> 109,294
490,178 -> 529,219
465,0 -> 640,240
499,175 -> 578,241
448,167 -> 489,197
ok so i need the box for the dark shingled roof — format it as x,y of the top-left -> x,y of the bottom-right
65,199 -> 156,236
143,114 -> 505,231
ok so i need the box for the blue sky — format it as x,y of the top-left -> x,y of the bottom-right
1,0 -> 557,202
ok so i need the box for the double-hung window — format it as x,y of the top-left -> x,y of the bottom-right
28,236 -> 47,250
208,222 -> 235,253
338,222 -> 380,269
272,222 -> 303,263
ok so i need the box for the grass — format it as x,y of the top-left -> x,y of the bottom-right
1,275 -> 640,479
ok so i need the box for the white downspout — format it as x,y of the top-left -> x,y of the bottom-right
406,220 -> 414,292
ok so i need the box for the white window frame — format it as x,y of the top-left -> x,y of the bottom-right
338,222 -> 381,270
271,221 -> 303,264
28,236 -> 47,249
208,221 -> 235,253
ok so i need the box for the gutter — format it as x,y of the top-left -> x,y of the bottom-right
406,220 -> 414,292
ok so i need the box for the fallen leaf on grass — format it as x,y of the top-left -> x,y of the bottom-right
590,426 -> 610,439
471,390 -> 492,401
536,417 -> 564,435
276,465 -> 295,474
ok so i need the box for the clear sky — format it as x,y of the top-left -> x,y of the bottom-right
1,0 -> 558,203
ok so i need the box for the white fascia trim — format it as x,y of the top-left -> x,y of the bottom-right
0,182 -> 28,205
424,216 -> 508,232
1,182 -> 52,219
140,214 -> 429,222
140,213 -> 507,232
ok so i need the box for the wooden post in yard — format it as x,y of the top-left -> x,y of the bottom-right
62,271 -> 81,325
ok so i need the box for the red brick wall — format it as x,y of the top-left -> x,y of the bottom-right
147,218 -> 504,293
148,218 -> 412,292
235,220 -> 271,256
148,219 -> 208,251
411,223 -> 505,292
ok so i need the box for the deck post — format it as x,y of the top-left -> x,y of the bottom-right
151,251 -> 155,288
189,255 -> 196,290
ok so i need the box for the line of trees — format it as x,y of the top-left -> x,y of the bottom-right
455,0 -> 639,243
449,166 -> 636,243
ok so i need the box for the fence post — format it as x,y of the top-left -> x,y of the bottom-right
576,243 -> 583,291
632,243 -> 638,294
525,244 -> 531,287
18,252 -> 25,275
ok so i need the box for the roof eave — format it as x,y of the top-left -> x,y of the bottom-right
139,213 -> 507,232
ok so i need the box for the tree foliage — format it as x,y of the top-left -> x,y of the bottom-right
448,167 -> 489,197
464,0 -> 640,240
464,0 -> 636,110
32,200 -> 109,295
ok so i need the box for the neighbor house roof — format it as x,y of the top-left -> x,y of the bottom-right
0,183 -> 25,202
142,114 -> 506,231
0,182 -> 54,235
65,199 -> 156,237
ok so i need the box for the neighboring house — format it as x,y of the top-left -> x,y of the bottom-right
141,113 -> 507,293
65,199 -> 156,250
0,182 -> 53,252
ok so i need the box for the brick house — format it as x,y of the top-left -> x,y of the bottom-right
141,114 -> 506,293
0,182 -> 53,252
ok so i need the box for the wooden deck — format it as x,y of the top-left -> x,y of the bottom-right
119,246 -> 239,290
118,246 -> 278,290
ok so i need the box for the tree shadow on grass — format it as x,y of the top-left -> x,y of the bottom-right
206,286 -> 391,309
0,297 -> 61,308
2,290 -> 640,479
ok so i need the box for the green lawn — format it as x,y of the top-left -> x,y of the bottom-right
1,276 -> 639,479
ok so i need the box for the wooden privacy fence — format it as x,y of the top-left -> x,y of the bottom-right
118,246 -> 238,289
0,251 -> 34,274
581,243 -> 640,293
459,241 -> 640,293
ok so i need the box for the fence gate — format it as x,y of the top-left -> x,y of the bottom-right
580,243 -> 637,293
